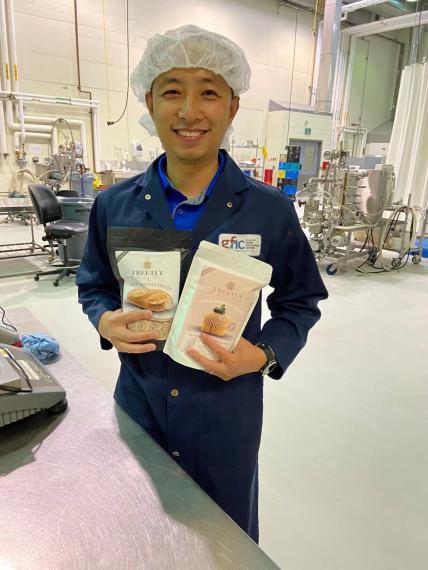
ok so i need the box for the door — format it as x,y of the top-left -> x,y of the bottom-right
289,139 -> 322,191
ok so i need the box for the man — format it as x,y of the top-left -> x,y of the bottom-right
77,25 -> 328,543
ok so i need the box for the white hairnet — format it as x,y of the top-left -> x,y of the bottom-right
138,113 -> 158,137
131,24 -> 251,100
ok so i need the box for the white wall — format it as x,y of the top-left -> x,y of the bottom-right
346,34 -> 402,134
265,109 -> 332,165
0,0 -> 322,184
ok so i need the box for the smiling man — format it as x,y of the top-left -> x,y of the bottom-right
77,25 -> 328,543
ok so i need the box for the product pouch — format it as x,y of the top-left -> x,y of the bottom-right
164,240 -> 273,369
107,227 -> 192,350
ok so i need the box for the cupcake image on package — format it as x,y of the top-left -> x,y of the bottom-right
164,241 -> 272,369
201,304 -> 233,337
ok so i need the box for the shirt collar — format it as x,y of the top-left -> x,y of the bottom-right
157,151 -> 226,201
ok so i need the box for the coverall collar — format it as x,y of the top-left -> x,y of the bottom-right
135,151 -> 251,245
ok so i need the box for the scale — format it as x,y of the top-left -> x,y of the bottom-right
0,343 -> 67,428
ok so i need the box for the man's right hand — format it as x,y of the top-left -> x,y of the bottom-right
98,309 -> 158,354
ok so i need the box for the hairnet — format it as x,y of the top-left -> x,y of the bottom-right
130,25 -> 251,99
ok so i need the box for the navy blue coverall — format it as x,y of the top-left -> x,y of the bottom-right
76,151 -> 328,542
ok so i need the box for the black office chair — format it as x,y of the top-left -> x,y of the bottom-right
28,184 -> 88,286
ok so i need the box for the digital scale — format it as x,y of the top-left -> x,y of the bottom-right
0,344 -> 67,428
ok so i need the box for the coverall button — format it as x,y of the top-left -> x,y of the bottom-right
172,451 -> 180,457
227,201 -> 233,208
145,194 -> 151,200
171,389 -> 179,397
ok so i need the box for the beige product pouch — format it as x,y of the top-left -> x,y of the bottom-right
164,241 -> 273,369
107,228 -> 192,350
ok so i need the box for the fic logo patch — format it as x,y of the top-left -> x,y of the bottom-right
218,234 -> 261,256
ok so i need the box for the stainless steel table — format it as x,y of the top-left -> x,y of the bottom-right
0,308 -> 279,570
0,198 -> 51,278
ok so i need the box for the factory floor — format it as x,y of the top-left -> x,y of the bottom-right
1,219 -> 428,570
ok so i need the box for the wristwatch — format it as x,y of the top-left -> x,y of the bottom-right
256,343 -> 278,375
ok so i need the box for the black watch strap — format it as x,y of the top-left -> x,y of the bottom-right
256,343 -> 278,375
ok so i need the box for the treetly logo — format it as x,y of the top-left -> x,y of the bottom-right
132,268 -> 163,276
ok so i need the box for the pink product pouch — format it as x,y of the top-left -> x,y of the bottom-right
164,241 -> 272,370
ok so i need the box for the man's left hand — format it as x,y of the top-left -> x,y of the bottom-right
186,334 -> 267,381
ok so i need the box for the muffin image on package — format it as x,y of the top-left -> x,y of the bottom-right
127,288 -> 173,312
201,304 -> 231,337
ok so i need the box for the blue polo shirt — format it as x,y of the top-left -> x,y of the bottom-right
157,152 -> 225,231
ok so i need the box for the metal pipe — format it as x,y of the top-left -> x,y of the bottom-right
315,0 -> 342,114
9,123 -> 51,132
73,0 -> 97,171
80,120 -> 88,166
0,100 -> 7,157
277,0 -> 318,15
6,0 -> 25,144
0,0 -> 11,155
0,90 -> 99,107
330,32 -> 350,148
0,1 -> 96,161
343,10 -> 428,36
0,12 -> 7,159
92,106 -> 101,172
52,127 -> 58,155
306,0 -> 321,106
0,0 -> 14,128
24,115 -> 81,124
358,39 -> 370,127
310,21 -> 323,107
340,35 -> 357,128
341,0 -> 389,15
13,131 -> 51,151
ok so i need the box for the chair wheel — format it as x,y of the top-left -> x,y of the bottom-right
34,275 -> 40,281
412,255 -> 422,265
53,281 -> 59,287
326,264 -> 338,275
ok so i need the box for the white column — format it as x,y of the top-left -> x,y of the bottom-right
315,0 -> 342,114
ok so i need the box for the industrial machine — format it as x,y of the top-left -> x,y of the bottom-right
298,148 -> 423,274
34,141 -> 92,193
0,343 -> 67,428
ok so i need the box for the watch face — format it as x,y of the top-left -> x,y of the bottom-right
263,360 -> 277,375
